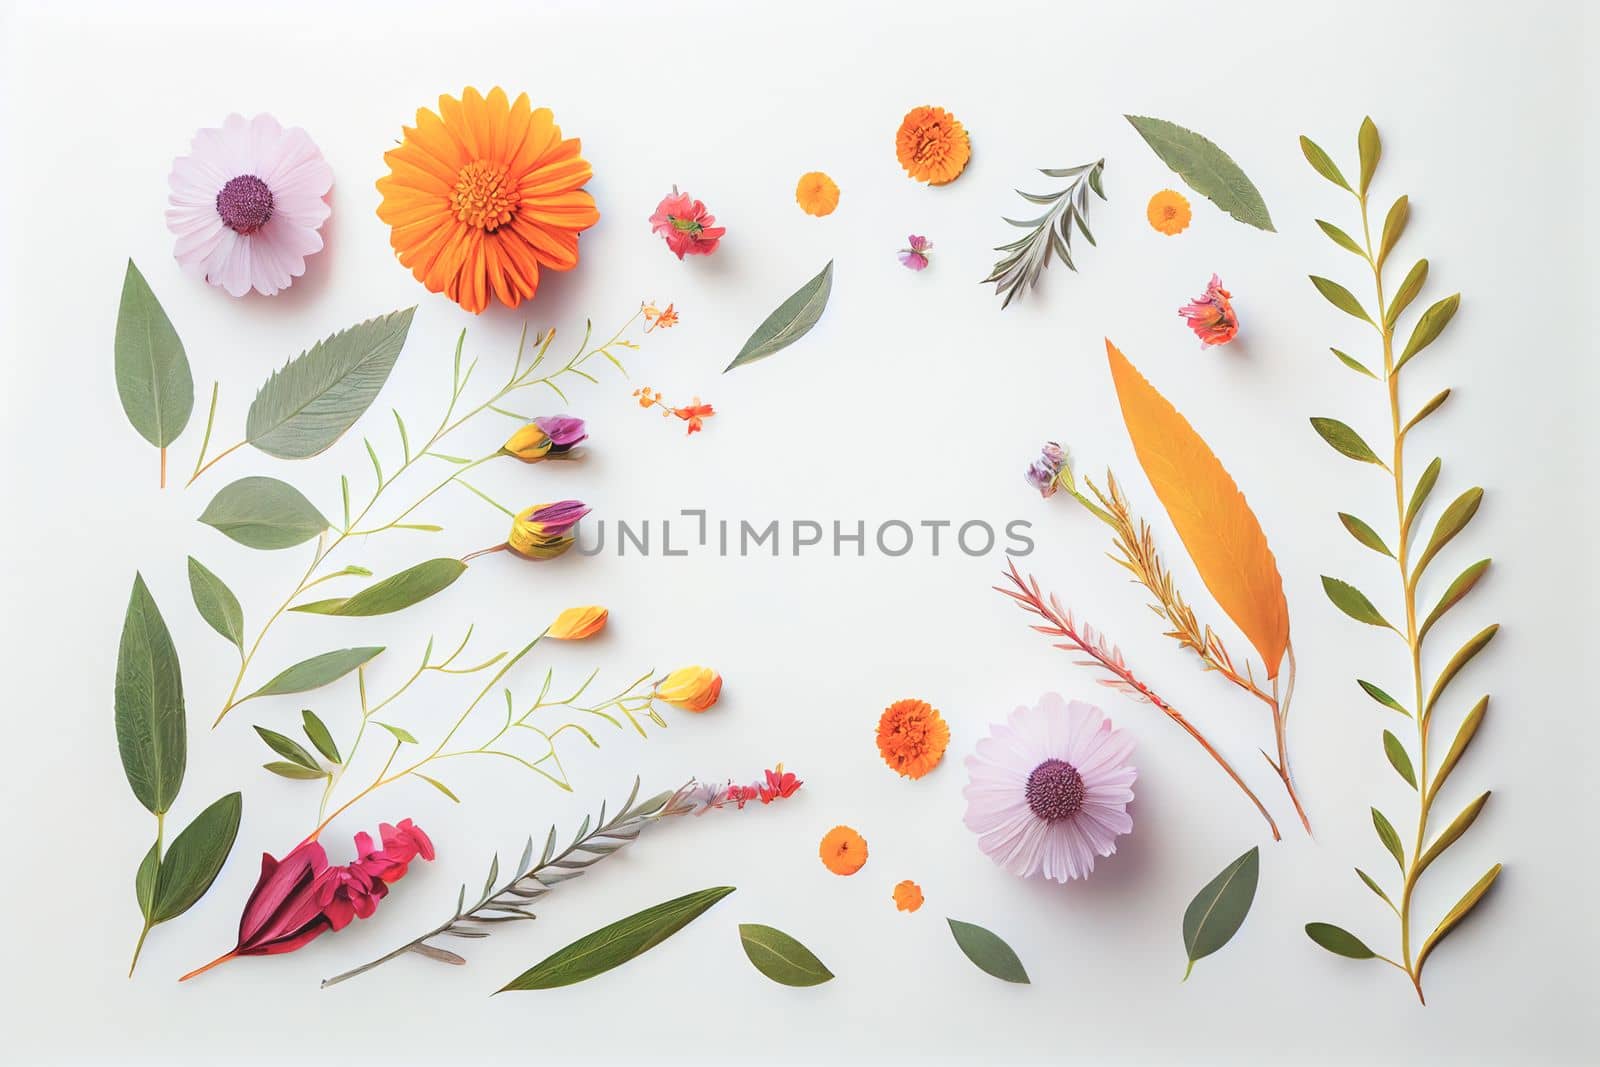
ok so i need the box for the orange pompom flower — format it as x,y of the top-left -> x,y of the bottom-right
548,605 -> 607,640
819,825 -> 868,876
1147,189 -> 1192,236
375,87 -> 599,314
896,106 -> 971,186
876,698 -> 950,779
795,171 -> 840,217
892,880 -> 924,912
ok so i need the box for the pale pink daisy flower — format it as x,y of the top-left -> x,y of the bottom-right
165,114 -> 333,297
963,694 -> 1135,882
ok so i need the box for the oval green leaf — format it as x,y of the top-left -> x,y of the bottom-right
199,476 -> 330,550
1309,275 -> 1373,324
1310,417 -> 1384,465
1181,846 -> 1260,980
247,646 -> 384,700
1316,220 -> 1366,257
1385,259 -> 1429,328
1394,294 -> 1460,370
246,308 -> 416,459
725,262 -> 833,372
1331,348 -> 1377,378
254,725 -> 320,770
1124,115 -> 1274,231
1357,117 -> 1381,195
1402,388 -> 1451,434
1372,807 -> 1405,871
1415,792 -> 1490,878
264,760 -> 327,781
1405,457 -> 1442,527
1377,195 -> 1408,267
1305,921 -> 1375,959
1338,513 -> 1393,557
187,556 -> 244,652
1419,559 -> 1491,642
947,918 -> 1029,984
1358,679 -> 1410,717
738,923 -> 834,987
1412,487 -> 1482,580
290,558 -> 467,617
151,792 -> 242,924
301,709 -> 341,764
115,260 -> 193,449
1354,868 -> 1394,910
1322,576 -> 1392,629
498,886 -> 735,991
1299,135 -> 1351,191
115,574 -> 186,816
1382,730 -> 1417,789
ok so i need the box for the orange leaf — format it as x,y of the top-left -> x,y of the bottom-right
1105,340 -> 1289,678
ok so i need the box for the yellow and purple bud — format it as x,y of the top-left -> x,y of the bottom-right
507,500 -> 590,561
501,415 -> 587,463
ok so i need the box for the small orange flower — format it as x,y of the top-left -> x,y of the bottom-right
892,880 -> 924,912
795,171 -> 840,217
634,387 -> 715,435
655,666 -> 722,712
548,605 -> 607,640
1147,189 -> 1192,235
876,698 -> 950,779
819,825 -> 867,876
896,106 -> 971,185
643,302 -> 679,331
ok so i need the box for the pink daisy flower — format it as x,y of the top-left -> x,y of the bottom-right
649,186 -> 725,259
1178,273 -> 1239,348
963,694 -> 1135,882
165,114 -> 333,297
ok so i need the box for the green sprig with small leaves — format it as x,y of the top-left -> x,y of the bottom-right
984,160 -> 1106,308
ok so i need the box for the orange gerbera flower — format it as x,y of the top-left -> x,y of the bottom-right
1147,189 -> 1192,235
819,825 -> 868,876
892,880 -> 924,912
896,106 -> 971,185
876,698 -> 950,779
375,87 -> 599,314
795,171 -> 839,217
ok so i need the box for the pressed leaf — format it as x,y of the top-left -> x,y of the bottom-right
1413,488 -> 1484,581
1423,625 -> 1498,719
264,760 -> 326,781
115,260 -> 193,449
378,722 -> 418,744
1107,342 -> 1289,677
1309,275 -> 1373,324
1377,195 -> 1408,267
1357,116 -> 1381,195
115,574 -> 186,816
416,773 -> 460,803
738,924 -> 835,987
1312,417 -> 1385,465
1415,792 -> 1490,878
725,262 -> 833,372
1415,864 -> 1502,977
1322,576 -> 1392,629
246,308 -> 416,459
135,841 -> 160,920
1406,457 -> 1442,528
1394,294 -> 1461,370
254,725 -> 320,770
1124,115 -> 1274,231
1355,868 -> 1395,910
498,886 -> 735,990
1372,807 -> 1405,871
1358,679 -> 1410,717
290,558 -> 467,617
186,557 -> 244,653
1420,559 -> 1491,641
1181,846 -> 1260,980
1331,348 -> 1377,378
1382,730 -> 1417,788
301,709 -> 341,764
1338,513 -> 1394,557
1402,389 -> 1451,434
946,918 -> 1030,984
1305,921 -> 1375,959
199,476 -> 330,550
1431,697 -> 1488,801
1385,259 -> 1429,328
1300,135 -> 1351,191
246,647 -> 384,700
150,792 -> 242,923
1317,220 -> 1366,257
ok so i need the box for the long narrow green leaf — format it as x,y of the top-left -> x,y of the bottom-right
1382,731 -> 1417,789
1317,220 -> 1367,257
1306,922 -> 1375,959
1412,488 -> 1483,582
1377,195 -> 1408,267
1419,559 -> 1491,641
1339,513 -> 1394,557
1331,348 -> 1378,378
247,647 -> 385,700
1310,276 -> 1374,324
1429,697 -> 1488,802
1423,625 -> 1499,720
1371,807 -> 1404,871
1415,864 -> 1502,977
738,924 -> 835,987
1394,294 -> 1461,370
1300,135 -> 1352,191
1415,792 -> 1490,879
254,725 -> 320,770
1357,117 -> 1381,195
725,263 -> 833,372
1385,260 -> 1429,328
1405,457 -> 1442,528
1358,679 -> 1410,717
1354,868 -> 1395,911
1402,389 -> 1451,435
115,574 -> 186,816
1323,576 -> 1393,629
1311,418 -> 1385,465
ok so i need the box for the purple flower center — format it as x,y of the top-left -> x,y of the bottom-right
1025,758 -> 1085,821
216,175 -> 274,235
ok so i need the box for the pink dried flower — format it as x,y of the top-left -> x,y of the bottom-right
898,234 -> 932,271
650,186 -> 725,259
1179,274 -> 1239,348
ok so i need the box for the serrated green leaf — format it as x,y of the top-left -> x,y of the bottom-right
246,308 -> 416,459
1412,488 -> 1483,581
264,760 -> 327,781
1125,115 -> 1274,231
1394,294 -> 1461,371
1357,117 -> 1381,195
289,558 -> 466,617
246,647 -> 384,700
1322,576 -> 1393,629
1377,195 -> 1408,267
301,709 -> 341,764
498,886 -> 735,991
1423,625 -> 1498,720
1382,730 -> 1417,789
1317,220 -> 1366,257
151,792 -> 242,923
1415,792 -> 1490,879
416,773 -> 460,802
135,840 -> 160,920
115,260 -> 193,449
1181,846 -> 1260,980
1430,697 -> 1487,802
1300,135 -> 1351,191
1415,864 -> 1501,978
1311,417 -> 1385,465
1338,513 -> 1394,557
1385,259 -> 1429,328
378,721 -> 417,744
1358,679 -> 1410,717
1372,807 -> 1405,871
1355,868 -> 1395,911
115,574 -> 186,816
1309,276 -> 1373,324
725,262 -> 833,372
1402,388 -> 1451,435
254,725 -> 320,770
1305,921 -> 1375,959
947,918 -> 1030,984
1406,457 -> 1442,528
186,557 -> 244,653
738,924 -> 835,987
1331,348 -> 1377,378
199,476 -> 330,551
1419,559 -> 1491,642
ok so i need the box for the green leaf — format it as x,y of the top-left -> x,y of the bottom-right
725,262 -> 833,372
1402,388 -> 1451,434
1412,488 -> 1483,581
1394,294 -> 1460,370
1372,807 -> 1405,871
1405,457 -> 1442,528
1316,220 -> 1366,257
1124,115 -> 1275,231
378,721 -> 418,744
738,923 -> 835,987
199,476 -> 330,550
1355,868 -> 1395,911
254,725 -> 320,770
415,773 -> 460,802
1331,348 -> 1377,378
150,792 -> 242,923
1311,417 -> 1384,465
186,557 -> 244,653
290,558 -> 466,617
135,840 -> 160,920
1419,559 -> 1491,641
946,918 -> 1030,984
1181,846 -> 1260,980
246,308 -> 416,459
1385,259 -> 1429,328
1305,921 -> 1375,959
264,760 -> 326,781
1416,792 -> 1490,879
246,647 -> 384,700
1322,576 -> 1393,629
1309,276 -> 1373,324
114,260 -> 193,449
1382,730 -> 1417,789
1431,696 -> 1488,802
1358,679 -> 1410,717
1377,195 -> 1408,267
1338,513 -> 1393,557
1299,135 -> 1351,191
1424,625 -> 1498,719
115,574 -> 186,816
1357,116 -> 1381,195
498,886 -> 735,990
1415,864 -> 1502,977
301,709 -> 341,764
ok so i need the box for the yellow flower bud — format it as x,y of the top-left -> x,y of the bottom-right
654,666 -> 722,712
507,500 -> 589,561
501,423 -> 553,462
549,605 -> 607,640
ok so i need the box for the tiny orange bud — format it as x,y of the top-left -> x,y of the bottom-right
548,605 -> 607,640
654,665 -> 722,712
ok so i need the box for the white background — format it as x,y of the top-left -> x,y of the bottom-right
2,1 -> 1594,1063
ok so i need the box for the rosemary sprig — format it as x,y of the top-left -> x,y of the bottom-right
984,159 -> 1106,308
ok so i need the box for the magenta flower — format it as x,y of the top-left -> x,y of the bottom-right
650,186 -> 725,259
533,415 -> 588,455
898,234 -> 933,271
963,695 -> 1135,882
1178,274 -> 1239,348
165,114 -> 333,297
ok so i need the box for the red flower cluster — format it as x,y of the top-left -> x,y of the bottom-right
722,767 -> 803,809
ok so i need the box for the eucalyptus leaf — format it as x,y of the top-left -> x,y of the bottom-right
199,476 -> 330,550
151,792 -> 242,923
1124,115 -> 1274,231
1181,846 -> 1260,980
254,725 -> 320,770
246,647 -> 384,700
1309,276 -> 1373,324
1382,730 -> 1417,788
497,886 -> 734,991
1419,559 -> 1491,641
946,918 -> 1029,984
264,760 -> 327,781
301,709 -> 341,764
1299,135 -> 1351,191
1431,697 -> 1488,801
1415,864 -> 1501,977
115,574 -> 186,816
1394,294 -> 1461,370
1322,576 -> 1392,629
1338,513 -> 1393,557
1358,679 -> 1410,717
1372,807 -> 1405,871
290,558 -> 466,617
1357,117 -> 1381,195
738,923 -> 834,987
725,262 -> 833,372
115,260 -> 193,449
1305,921 -> 1375,959
246,308 -> 416,459
186,557 -> 244,653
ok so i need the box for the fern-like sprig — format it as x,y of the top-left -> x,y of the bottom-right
1300,116 -> 1499,1004
984,160 -> 1106,308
